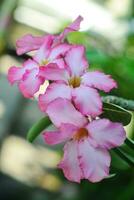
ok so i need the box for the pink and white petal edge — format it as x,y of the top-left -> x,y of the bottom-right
16,34 -> 46,55
65,45 -> 88,76
72,85 -> 102,117
46,98 -> 88,128
82,71 -> 117,92
58,140 -> 82,183
86,119 -> 126,149
39,83 -> 71,112
78,139 -> 111,182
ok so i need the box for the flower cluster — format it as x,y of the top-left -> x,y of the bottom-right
8,16 -> 126,183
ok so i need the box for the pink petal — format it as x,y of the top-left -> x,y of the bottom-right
78,138 -> 111,182
39,64 -> 69,83
44,130 -> 61,145
65,45 -> 88,76
53,58 -> 66,69
23,59 -> 39,69
39,83 -> 71,112
82,71 -> 117,92
8,66 -> 25,85
16,34 -> 47,55
44,124 -> 77,145
72,85 -> 102,117
19,68 -> 44,98
48,44 -> 71,60
8,59 -> 39,85
58,140 -> 82,183
68,15 -> 83,31
54,15 -> 83,45
46,98 -> 88,128
34,35 -> 54,63
87,119 -> 126,149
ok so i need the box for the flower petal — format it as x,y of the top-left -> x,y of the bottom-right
44,130 -> 61,145
78,139 -> 111,182
53,58 -> 66,69
82,71 -> 117,92
54,15 -> 83,45
58,140 -> 82,183
39,83 -> 71,112
34,35 -> 54,63
8,66 -> 25,85
23,59 -> 39,69
44,124 -> 77,145
46,98 -> 88,128
16,34 -> 46,55
39,64 -> 69,83
19,68 -> 44,98
8,59 -> 39,85
86,119 -> 126,149
65,45 -> 88,76
48,44 -> 71,60
72,85 -> 102,117
67,15 -> 83,31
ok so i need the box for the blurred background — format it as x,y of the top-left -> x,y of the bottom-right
0,0 -> 134,199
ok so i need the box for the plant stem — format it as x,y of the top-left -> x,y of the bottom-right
27,116 -> 52,143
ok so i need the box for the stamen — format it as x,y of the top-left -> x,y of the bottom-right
73,128 -> 88,141
40,59 -> 49,66
68,76 -> 81,88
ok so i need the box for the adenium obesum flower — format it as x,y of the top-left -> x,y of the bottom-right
7,15 -> 126,184
16,15 -> 83,55
8,16 -> 83,98
8,41 -> 70,98
43,98 -> 126,183
39,45 -> 117,117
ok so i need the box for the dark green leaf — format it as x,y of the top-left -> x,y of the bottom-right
111,150 -> 129,170
27,116 -> 52,143
100,102 -> 132,126
125,137 -> 134,150
113,147 -> 134,167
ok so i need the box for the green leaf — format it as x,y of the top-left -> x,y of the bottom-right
113,147 -> 134,167
67,31 -> 86,45
27,116 -> 52,143
125,137 -> 134,150
100,102 -> 132,126
111,150 -> 129,170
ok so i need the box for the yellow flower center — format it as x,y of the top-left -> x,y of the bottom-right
40,59 -> 49,66
73,128 -> 88,141
68,76 -> 81,88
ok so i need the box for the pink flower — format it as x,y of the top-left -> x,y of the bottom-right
16,34 -> 47,55
8,15 -> 83,98
43,98 -> 126,183
8,59 -> 45,98
39,45 -> 117,117
8,34 -> 71,98
16,15 -> 83,55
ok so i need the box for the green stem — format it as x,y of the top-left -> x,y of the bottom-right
27,116 -> 52,143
